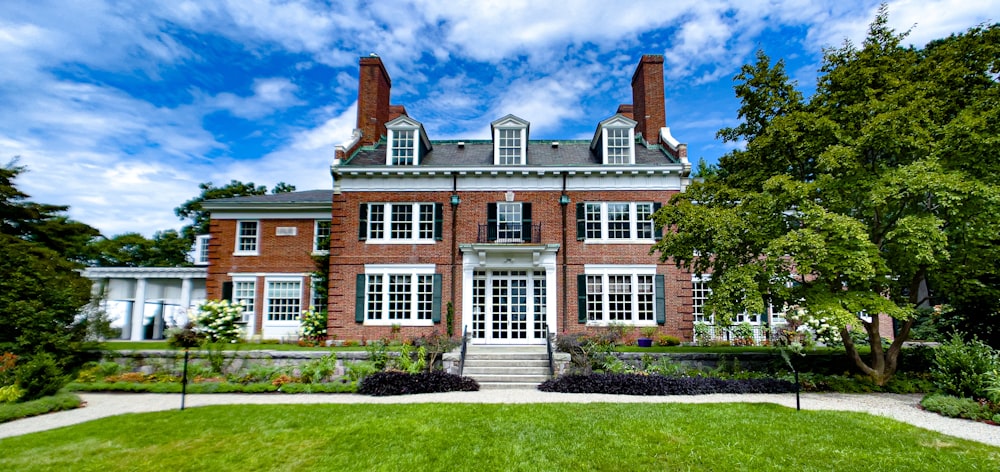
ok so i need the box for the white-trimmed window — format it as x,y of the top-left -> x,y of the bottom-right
386,116 -> 424,166
692,275 -> 761,324
360,265 -> 439,326
314,220 -> 331,252
498,128 -> 522,165
581,202 -> 656,241
584,266 -> 657,325
265,279 -> 302,322
605,127 -> 632,164
193,234 -> 210,265
491,115 -> 529,165
235,221 -> 259,255
390,129 -> 415,165
232,278 -> 256,323
361,203 -> 440,243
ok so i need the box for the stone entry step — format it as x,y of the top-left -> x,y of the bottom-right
463,346 -> 552,390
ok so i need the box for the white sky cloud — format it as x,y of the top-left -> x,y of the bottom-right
1,0 -> 997,238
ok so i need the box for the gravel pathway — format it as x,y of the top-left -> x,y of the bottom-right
2,391 -> 998,447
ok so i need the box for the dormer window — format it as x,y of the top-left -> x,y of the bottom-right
386,116 -> 431,166
592,114 -> 637,165
491,114 -> 529,165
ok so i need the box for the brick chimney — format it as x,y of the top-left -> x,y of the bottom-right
357,55 -> 392,146
631,55 -> 666,145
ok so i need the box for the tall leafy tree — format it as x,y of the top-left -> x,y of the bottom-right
654,8 -> 1000,384
90,230 -> 192,267
175,180 -> 295,242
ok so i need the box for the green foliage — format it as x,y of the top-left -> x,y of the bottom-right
299,308 -> 327,343
192,299 -> 245,343
89,230 -> 192,267
657,335 -> 681,347
920,394 -> 997,422
392,344 -> 427,374
693,322 -> 713,346
0,392 -> 81,423
0,234 -> 93,366
365,340 -> 390,370
298,354 -> 338,384
15,352 -> 68,401
344,361 -> 378,382
175,180 -> 295,242
931,334 -> 999,399
653,10 -> 1000,383
413,330 -> 459,370
0,384 -> 24,403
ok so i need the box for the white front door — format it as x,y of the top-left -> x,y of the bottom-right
471,270 -> 548,344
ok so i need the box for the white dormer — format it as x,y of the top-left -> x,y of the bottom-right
491,114 -> 529,165
386,115 -> 432,165
591,114 -> 637,165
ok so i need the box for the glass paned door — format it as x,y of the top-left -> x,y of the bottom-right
472,270 -> 548,344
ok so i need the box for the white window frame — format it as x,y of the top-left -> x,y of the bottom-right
495,127 -> 525,165
388,128 -> 417,165
363,264 -> 436,326
584,265 -> 657,326
583,202 -> 655,242
603,126 -> 634,164
692,274 -> 762,325
313,220 -> 331,253
234,220 -> 259,255
496,202 -> 522,242
264,277 -> 303,323
231,276 -> 257,325
365,203 -> 436,244
193,234 -> 210,265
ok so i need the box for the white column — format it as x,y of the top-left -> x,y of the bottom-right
130,277 -> 147,341
180,277 -> 193,317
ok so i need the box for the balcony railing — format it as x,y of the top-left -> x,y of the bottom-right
476,223 -> 542,243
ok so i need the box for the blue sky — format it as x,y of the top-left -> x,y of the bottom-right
2,0 -> 997,238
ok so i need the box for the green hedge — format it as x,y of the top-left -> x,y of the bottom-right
66,381 -> 357,394
0,392 -> 82,423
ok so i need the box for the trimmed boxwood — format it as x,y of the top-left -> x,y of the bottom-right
538,374 -> 796,395
358,371 -> 479,396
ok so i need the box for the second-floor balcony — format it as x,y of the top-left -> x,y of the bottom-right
477,223 -> 542,244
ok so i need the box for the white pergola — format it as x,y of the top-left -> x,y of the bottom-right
83,267 -> 207,341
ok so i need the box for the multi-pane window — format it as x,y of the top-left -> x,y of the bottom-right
235,221 -> 258,253
311,277 -> 326,312
233,280 -> 256,323
692,276 -> 760,324
266,280 -> 301,321
366,203 -> 436,242
586,272 -> 655,324
692,278 -> 712,323
365,271 -> 435,322
314,220 -> 331,252
194,235 -> 210,265
583,202 -> 656,241
606,127 -> 631,164
498,128 -> 522,165
497,202 -> 522,241
391,129 -> 415,165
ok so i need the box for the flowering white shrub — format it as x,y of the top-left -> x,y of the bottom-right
804,317 -> 840,346
191,299 -> 244,343
300,308 -> 327,342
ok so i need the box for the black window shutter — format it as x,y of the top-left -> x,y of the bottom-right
487,203 -> 498,242
521,203 -> 532,242
434,203 -> 444,241
221,281 -> 233,301
653,202 -> 663,239
431,274 -> 442,323
576,203 -> 585,241
655,274 -> 666,325
355,274 -> 366,323
358,204 -> 368,241
577,274 -> 587,323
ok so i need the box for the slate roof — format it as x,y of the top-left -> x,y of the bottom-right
344,140 -> 679,168
203,189 -> 333,206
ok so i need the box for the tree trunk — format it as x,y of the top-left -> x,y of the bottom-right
841,316 -> 915,386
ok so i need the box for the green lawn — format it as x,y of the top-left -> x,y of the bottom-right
1,403 -> 996,471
